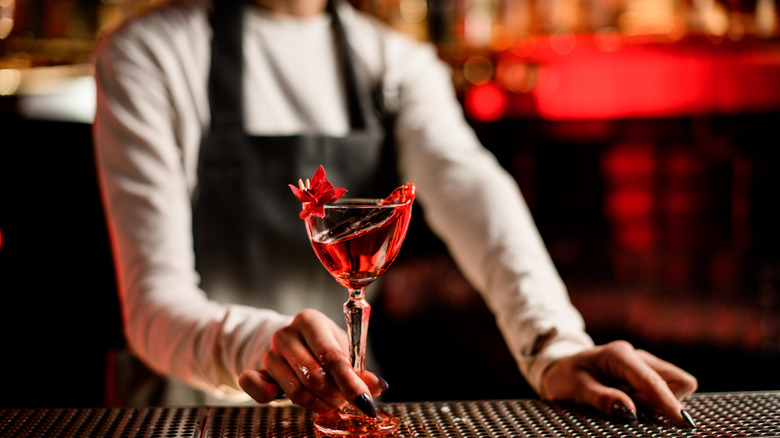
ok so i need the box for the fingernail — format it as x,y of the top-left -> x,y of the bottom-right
377,376 -> 390,391
681,409 -> 697,429
611,401 -> 637,422
354,394 -> 377,418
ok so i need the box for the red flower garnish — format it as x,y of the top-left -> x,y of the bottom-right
289,165 -> 347,219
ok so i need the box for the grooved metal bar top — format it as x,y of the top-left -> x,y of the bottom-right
0,406 -> 206,438
1,391 -> 778,437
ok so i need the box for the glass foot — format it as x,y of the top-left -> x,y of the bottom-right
314,409 -> 401,437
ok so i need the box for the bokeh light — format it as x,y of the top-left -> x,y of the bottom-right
463,81 -> 506,122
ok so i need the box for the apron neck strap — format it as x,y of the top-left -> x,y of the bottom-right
208,0 -> 245,130
328,0 -> 367,129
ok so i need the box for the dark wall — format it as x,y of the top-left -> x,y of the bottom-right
0,110 -> 123,408
477,113 -> 780,393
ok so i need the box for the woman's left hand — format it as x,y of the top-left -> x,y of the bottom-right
541,340 -> 698,426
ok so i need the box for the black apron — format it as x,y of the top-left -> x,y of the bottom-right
192,0 -> 399,315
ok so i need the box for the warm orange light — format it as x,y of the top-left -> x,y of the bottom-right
495,60 -> 535,93
463,56 -> 494,85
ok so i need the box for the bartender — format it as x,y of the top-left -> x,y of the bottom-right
93,0 -> 697,425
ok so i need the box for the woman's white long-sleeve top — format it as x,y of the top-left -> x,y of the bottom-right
92,0 -> 594,401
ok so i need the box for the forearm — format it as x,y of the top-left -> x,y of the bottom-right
404,140 -> 594,395
123,285 -> 292,399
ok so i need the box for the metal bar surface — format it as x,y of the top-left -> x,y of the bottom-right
1,391 -> 778,437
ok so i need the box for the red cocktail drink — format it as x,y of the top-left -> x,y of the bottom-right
302,183 -> 415,437
306,197 -> 412,290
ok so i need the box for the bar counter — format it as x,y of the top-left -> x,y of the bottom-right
2,391 -> 778,437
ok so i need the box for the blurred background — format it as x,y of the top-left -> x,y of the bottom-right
1,0 -> 778,408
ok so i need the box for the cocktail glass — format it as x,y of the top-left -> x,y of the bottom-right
303,184 -> 415,437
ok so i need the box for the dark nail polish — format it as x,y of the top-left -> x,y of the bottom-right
378,376 -> 390,391
260,370 -> 286,400
681,409 -> 697,429
354,394 -> 377,418
611,401 -> 638,422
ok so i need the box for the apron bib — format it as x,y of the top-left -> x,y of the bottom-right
193,0 -> 398,316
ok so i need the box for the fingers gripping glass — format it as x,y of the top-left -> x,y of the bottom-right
303,185 -> 415,436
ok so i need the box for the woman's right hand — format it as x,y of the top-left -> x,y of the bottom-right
238,308 -> 388,416
541,340 -> 698,426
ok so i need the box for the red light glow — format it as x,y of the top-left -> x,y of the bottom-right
601,143 -> 657,253
495,36 -> 780,120
605,189 -> 654,220
661,190 -> 698,216
601,144 -> 655,185
614,223 -> 655,252
464,81 -> 507,122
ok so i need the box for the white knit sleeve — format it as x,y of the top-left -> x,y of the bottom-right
92,9 -> 292,400
387,38 -> 594,396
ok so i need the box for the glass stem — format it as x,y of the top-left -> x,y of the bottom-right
344,287 -> 370,373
